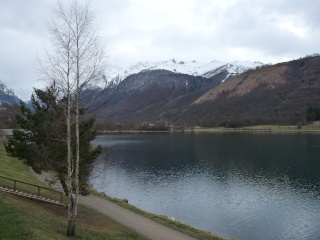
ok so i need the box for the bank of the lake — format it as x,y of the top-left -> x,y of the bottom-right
98,123 -> 320,134
0,146 -> 147,240
188,123 -> 320,133
0,142 -> 225,240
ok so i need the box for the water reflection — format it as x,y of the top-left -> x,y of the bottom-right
91,133 -> 320,240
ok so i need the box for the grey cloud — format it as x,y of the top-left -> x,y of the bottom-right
1,0 -> 319,98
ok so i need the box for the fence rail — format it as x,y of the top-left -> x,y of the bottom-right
0,175 -> 64,204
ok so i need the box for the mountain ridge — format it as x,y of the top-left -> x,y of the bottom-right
2,55 -> 320,128
89,55 -> 320,127
90,58 -> 264,89
0,80 -> 20,105
90,69 -> 222,124
181,55 -> 320,126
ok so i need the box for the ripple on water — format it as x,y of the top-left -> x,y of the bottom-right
90,133 -> 320,240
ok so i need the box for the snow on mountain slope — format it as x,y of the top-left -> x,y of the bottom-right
0,80 -> 20,104
0,81 -> 16,97
90,58 -> 264,89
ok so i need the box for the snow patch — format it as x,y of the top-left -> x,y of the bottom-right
89,58 -> 264,89
0,80 -> 16,97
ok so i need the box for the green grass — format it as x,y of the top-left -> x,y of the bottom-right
0,140 -> 228,240
90,189 -> 228,240
0,144 -> 64,202
186,123 -> 320,133
241,124 -> 320,132
0,192 -> 145,240
0,143 -> 146,240
0,148 -> 46,185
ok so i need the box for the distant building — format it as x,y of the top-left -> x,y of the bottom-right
0,129 -> 13,139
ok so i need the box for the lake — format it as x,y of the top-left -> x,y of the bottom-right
90,133 -> 320,240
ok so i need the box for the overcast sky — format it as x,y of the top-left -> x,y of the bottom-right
1,0 -> 319,99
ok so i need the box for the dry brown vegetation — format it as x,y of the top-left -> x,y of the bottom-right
85,56 -> 320,127
194,63 -> 289,104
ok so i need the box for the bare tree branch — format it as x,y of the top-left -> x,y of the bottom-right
38,0 -> 106,236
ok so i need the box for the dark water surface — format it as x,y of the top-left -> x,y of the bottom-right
90,133 -> 320,240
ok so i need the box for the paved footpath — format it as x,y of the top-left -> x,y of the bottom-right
30,168 -> 195,240
79,195 -> 196,240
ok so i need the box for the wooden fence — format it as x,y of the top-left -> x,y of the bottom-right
0,175 -> 64,204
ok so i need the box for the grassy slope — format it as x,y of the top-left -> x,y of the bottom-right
0,145 -> 146,240
0,142 -> 228,240
0,192 -> 145,240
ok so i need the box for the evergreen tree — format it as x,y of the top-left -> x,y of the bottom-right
5,85 -> 101,195
306,107 -> 320,122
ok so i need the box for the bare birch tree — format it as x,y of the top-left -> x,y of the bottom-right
39,0 -> 105,236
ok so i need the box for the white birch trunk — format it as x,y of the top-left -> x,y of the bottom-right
40,0 -> 106,236
66,90 -> 76,236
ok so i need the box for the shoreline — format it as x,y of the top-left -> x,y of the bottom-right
98,124 -> 320,134
30,168 -> 226,240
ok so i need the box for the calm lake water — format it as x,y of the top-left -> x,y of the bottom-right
90,133 -> 320,240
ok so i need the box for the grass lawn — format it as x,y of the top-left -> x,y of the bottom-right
0,192 -> 146,240
0,143 -> 146,240
0,145 -> 65,202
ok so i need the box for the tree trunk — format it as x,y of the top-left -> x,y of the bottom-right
67,196 -> 76,236
66,91 -> 76,237
74,82 -> 80,233
73,26 -> 81,233
58,172 -> 69,197
41,1 -> 106,236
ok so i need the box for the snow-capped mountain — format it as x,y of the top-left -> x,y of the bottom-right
90,58 -> 264,89
0,80 -> 20,105
0,81 -> 16,97
90,55 -> 320,126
